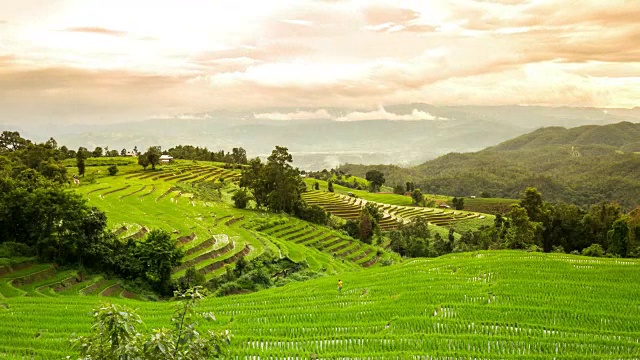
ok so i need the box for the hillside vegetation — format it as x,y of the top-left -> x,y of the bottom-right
1,251 -> 639,358
341,122 -> 640,207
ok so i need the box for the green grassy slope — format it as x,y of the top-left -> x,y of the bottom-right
0,162 -> 400,302
1,251 -> 639,358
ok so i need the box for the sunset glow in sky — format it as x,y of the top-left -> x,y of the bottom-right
1,0 -> 639,124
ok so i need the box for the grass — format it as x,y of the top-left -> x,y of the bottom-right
0,251 -> 639,358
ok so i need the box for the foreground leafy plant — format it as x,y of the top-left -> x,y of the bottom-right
70,287 -> 229,359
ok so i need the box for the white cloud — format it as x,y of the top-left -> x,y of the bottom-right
253,109 -> 332,120
254,106 -> 450,121
335,106 -> 448,121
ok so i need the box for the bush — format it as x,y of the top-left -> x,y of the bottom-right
380,258 -> 394,266
0,242 -> 34,258
232,188 -> 251,209
71,287 -> 230,359
295,203 -> 329,225
582,243 -> 604,257
552,245 -> 565,253
107,164 -> 119,176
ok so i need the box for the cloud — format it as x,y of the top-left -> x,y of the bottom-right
254,109 -> 332,120
253,107 -> 450,121
280,19 -> 314,27
61,27 -> 128,37
335,106 -> 449,121
362,6 -> 421,26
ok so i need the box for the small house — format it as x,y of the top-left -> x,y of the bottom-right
159,154 -> 173,164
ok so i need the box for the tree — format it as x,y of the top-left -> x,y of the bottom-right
136,229 -> 183,295
76,147 -> 86,177
389,217 -> 432,257
107,165 -> 118,176
365,170 -> 385,192
343,220 -> 360,238
393,184 -> 405,194
359,212 -> 374,244
411,189 -> 424,206
232,188 -> 250,209
327,180 -> 334,193
314,181 -> 320,190
520,187 -> 544,222
72,287 -> 230,359
608,218 -> 629,257
138,154 -> 150,170
295,203 -> 329,225
145,146 -> 162,170
406,182 -> 414,192
452,197 -> 465,210
240,146 -> 305,214
120,148 -> 127,156
504,205 -> 539,249
231,147 -> 247,164
92,147 -> 103,157
0,131 -> 29,152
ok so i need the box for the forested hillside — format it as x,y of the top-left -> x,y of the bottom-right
340,122 -> 640,207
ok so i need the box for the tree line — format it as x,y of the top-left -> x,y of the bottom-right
0,132 -> 183,295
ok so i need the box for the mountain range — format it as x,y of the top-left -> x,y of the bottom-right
3,104 -> 639,170
339,122 -> 640,208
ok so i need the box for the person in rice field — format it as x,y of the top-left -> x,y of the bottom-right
338,279 -> 343,291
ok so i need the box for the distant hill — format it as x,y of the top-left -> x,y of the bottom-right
4,103 -> 638,171
340,122 -> 640,208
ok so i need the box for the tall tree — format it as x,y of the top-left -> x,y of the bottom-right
411,189 -> 424,206
138,154 -> 150,170
241,146 -> 305,213
504,205 -> 539,249
608,218 -> 629,257
366,170 -> 385,192
520,187 -> 544,222
136,229 -> 183,295
145,146 -> 162,170
76,147 -> 86,177
231,147 -> 247,164
92,147 -> 103,157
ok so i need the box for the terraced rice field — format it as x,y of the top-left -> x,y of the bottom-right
0,164 -> 398,303
1,251 -> 639,358
302,190 -> 485,231
246,217 -> 394,268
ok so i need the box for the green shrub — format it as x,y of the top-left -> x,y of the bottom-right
107,164 -> 119,176
582,244 -> 604,257
71,287 -> 230,359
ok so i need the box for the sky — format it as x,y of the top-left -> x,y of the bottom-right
0,0 -> 639,124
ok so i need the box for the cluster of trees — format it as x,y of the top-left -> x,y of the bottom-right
342,203 -> 383,244
239,146 -> 306,213
393,181 -> 415,195
137,146 -> 162,170
456,188 -> 640,257
167,145 -> 247,164
0,133 -> 184,295
389,218 -> 455,258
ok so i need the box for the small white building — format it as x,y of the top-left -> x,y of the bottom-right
160,154 -> 173,164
